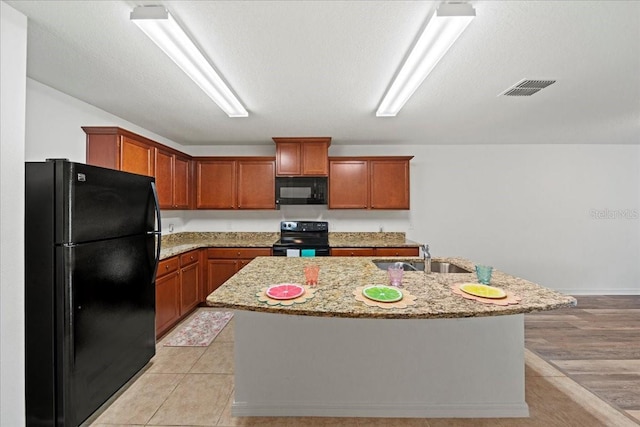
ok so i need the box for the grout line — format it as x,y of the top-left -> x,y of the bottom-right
140,372 -> 186,426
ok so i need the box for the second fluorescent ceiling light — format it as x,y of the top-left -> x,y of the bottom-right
376,3 -> 476,117
131,5 -> 248,117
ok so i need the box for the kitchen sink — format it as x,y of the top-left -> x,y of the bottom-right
372,260 -> 472,273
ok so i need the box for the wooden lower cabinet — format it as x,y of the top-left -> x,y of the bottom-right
155,257 -> 181,338
205,248 -> 272,298
205,259 -> 238,297
375,247 -> 419,257
155,250 -> 201,338
331,248 -> 376,257
331,247 -> 419,257
179,250 -> 200,314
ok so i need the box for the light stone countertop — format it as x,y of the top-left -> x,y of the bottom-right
159,231 -> 421,259
160,232 -> 280,259
205,256 -> 576,319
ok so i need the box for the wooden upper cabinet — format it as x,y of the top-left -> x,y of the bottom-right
84,126 -> 192,209
237,159 -> 275,209
370,159 -> 410,209
196,159 -> 236,209
196,157 -> 275,210
155,149 -> 173,207
329,156 -> 412,210
156,148 -> 190,209
84,127 -> 157,177
121,136 -> 155,177
273,137 -> 331,176
329,160 -> 368,209
173,155 -> 190,208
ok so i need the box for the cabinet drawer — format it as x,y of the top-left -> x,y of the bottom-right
331,248 -> 375,257
180,250 -> 199,266
207,248 -> 272,259
375,247 -> 420,257
157,256 -> 179,277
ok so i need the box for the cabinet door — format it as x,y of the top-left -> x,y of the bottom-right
329,160 -> 368,208
121,136 -> 155,177
180,262 -> 200,314
237,160 -> 275,209
156,271 -> 180,337
206,259 -> 238,296
196,160 -> 236,209
302,142 -> 329,176
173,156 -> 190,209
155,149 -> 173,209
370,159 -> 410,209
275,142 -> 301,176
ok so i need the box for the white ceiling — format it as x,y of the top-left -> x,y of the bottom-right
7,0 -> 640,146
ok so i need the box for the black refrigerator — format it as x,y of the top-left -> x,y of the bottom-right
25,159 -> 161,426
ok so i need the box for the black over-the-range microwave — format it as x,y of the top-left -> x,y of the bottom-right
275,177 -> 328,206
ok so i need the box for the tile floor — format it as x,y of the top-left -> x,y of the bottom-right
87,308 -> 639,427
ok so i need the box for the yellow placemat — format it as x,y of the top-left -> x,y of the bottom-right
353,286 -> 417,309
451,283 -> 521,306
257,285 -> 317,306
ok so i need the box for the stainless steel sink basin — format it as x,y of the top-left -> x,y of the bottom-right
372,260 -> 471,273
429,261 -> 472,273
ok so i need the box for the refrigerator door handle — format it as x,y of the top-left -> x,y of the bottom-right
149,181 -> 162,276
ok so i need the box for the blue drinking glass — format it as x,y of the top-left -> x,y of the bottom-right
475,265 -> 493,285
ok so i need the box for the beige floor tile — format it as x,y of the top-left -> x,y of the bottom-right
148,373 -> 233,426
297,417 -> 360,426
90,424 -> 145,427
91,373 -> 183,425
357,417 -> 429,426
147,346 -> 208,374
190,341 -> 234,374
216,393 -> 310,427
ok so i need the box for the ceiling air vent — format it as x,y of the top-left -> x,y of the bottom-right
501,79 -> 556,97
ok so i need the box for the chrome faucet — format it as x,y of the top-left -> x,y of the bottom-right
422,244 -> 431,273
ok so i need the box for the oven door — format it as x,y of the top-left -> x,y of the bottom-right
272,246 -> 330,257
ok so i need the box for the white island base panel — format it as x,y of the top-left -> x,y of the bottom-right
233,311 -> 529,418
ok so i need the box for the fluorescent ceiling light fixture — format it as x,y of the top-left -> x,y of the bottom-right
376,3 -> 475,117
130,5 -> 248,117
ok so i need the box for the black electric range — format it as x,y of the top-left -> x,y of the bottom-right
272,221 -> 330,256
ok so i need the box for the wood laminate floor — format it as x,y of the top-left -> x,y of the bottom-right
525,295 -> 640,424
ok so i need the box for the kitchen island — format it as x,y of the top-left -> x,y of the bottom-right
206,256 -> 575,418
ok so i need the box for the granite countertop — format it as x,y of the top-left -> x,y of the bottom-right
160,232 -> 280,259
328,232 -> 421,248
206,256 -> 576,319
159,231 -> 421,259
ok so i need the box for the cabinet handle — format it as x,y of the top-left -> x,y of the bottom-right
190,256 -> 194,261
165,265 -> 169,270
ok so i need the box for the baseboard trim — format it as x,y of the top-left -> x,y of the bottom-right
232,401 -> 530,418
555,289 -> 640,296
